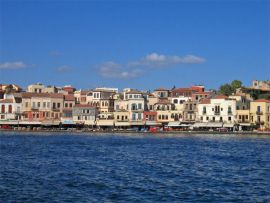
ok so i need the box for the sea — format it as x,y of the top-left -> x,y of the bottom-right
0,132 -> 270,202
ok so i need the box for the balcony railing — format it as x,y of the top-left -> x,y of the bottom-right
256,111 -> 263,115
214,112 -> 220,115
227,111 -> 233,115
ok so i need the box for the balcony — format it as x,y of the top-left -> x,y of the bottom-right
227,111 -> 233,115
214,112 -> 220,115
256,111 -> 263,115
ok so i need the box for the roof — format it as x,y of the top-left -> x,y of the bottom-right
199,98 -> 211,104
0,99 -> 13,103
126,90 -> 142,94
192,91 -> 211,95
154,87 -> 169,91
74,104 -> 96,108
64,94 -> 75,101
155,99 -> 171,104
213,95 -> 228,99
253,99 -> 270,103
21,92 -> 64,99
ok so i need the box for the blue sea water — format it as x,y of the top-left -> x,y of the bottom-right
0,132 -> 270,202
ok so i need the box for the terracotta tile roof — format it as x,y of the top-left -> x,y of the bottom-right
156,99 -> 171,104
253,99 -> 270,103
213,95 -> 228,99
64,94 -> 75,101
192,92 -> 211,95
22,92 -> 64,99
199,98 -> 211,104
0,99 -> 13,103
74,104 -> 96,108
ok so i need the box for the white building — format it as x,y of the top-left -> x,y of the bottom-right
197,95 -> 237,124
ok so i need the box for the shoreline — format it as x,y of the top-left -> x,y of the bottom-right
1,129 -> 270,136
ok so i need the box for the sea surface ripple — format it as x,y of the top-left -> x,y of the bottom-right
0,132 -> 270,202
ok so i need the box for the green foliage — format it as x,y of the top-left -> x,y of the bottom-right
219,83 -> 233,96
218,80 -> 243,96
231,80 -> 242,92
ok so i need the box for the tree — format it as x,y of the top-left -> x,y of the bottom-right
219,84 -> 233,96
231,80 -> 242,92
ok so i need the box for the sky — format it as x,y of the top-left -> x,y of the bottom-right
0,0 -> 269,91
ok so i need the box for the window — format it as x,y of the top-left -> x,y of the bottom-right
228,106 -> 232,114
32,102 -> 36,108
37,113 -> 39,118
165,115 -> 168,120
220,117 -> 223,121
203,106 -> 206,114
173,99 -> 178,104
158,115 -> 161,119
245,115 -> 248,119
25,102 -> 28,108
43,102 -> 46,108
138,103 -> 142,110
69,103 -> 72,108
200,116 -> 203,121
8,105 -> 12,113
37,102 -> 40,108
1,115 -> 5,119
117,115 -> 119,119
132,113 -> 136,120
212,117 -> 215,121
65,103 -> 68,108
47,102 -> 50,108
228,116 -> 231,121
206,116 -> 209,120
138,113 -> 142,120
57,103 -> 60,108
239,115 -> 242,119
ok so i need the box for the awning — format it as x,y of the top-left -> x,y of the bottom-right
96,120 -> 114,126
168,122 -> 181,127
223,123 -> 234,128
42,120 -> 60,126
61,120 -> 75,125
115,122 -> 130,126
206,122 -> 223,128
193,122 -> 208,128
239,123 -> 251,126
145,121 -> 162,126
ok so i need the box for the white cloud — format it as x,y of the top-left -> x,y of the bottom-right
56,65 -> 73,72
99,61 -> 143,79
97,53 -> 206,78
138,53 -> 206,67
0,61 -> 27,69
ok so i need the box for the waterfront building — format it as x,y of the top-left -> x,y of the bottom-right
0,93 -> 22,122
74,89 -> 90,104
87,89 -> 115,113
72,104 -> 97,126
196,95 -> 237,129
114,110 -> 130,128
250,99 -> 270,130
152,88 -> 170,99
182,100 -> 198,124
21,93 -> 64,125
61,94 -> 75,125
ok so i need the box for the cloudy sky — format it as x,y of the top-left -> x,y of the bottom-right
0,1 -> 269,90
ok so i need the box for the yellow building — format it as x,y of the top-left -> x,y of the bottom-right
250,99 -> 270,130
